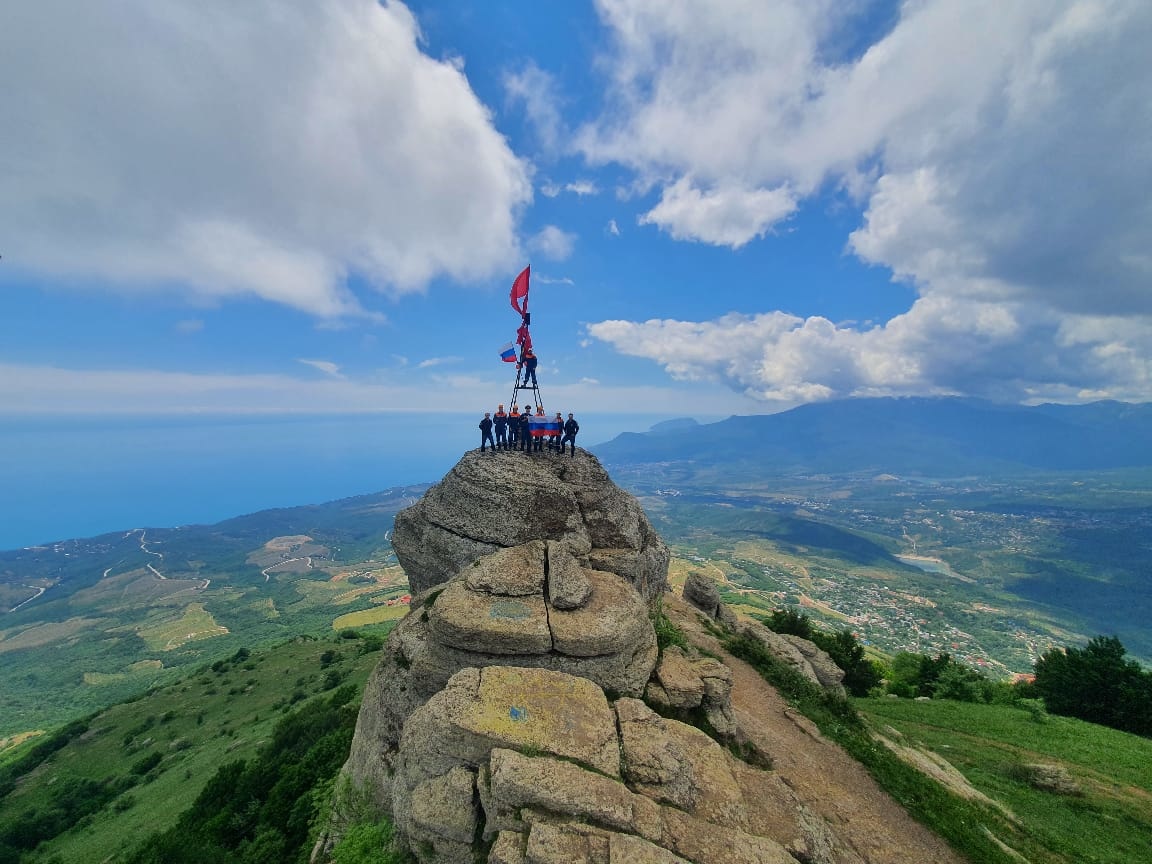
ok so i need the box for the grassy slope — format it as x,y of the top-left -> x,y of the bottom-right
0,626 -> 394,864
857,698 -> 1152,864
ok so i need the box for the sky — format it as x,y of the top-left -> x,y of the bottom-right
2,0 -> 1151,418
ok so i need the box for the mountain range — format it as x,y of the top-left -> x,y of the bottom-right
594,397 -> 1152,475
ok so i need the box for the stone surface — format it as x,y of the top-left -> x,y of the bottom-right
488,748 -> 634,831
401,668 -> 621,783
429,580 -> 552,655
338,449 -> 964,864
548,569 -> 651,657
780,633 -> 846,694
645,647 -> 738,739
408,766 -> 478,845
467,541 -> 547,596
489,831 -> 528,864
681,572 -> 739,629
546,540 -> 592,610
682,571 -> 723,617
652,647 -> 706,709
393,450 -> 668,603
1024,763 -> 1081,796
615,698 -> 747,827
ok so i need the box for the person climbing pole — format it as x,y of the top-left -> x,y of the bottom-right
520,346 -> 538,388
478,412 -> 495,452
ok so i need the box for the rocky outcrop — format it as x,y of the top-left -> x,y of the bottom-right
739,621 -> 846,697
682,572 -> 739,630
344,451 -> 665,813
331,448 -> 926,864
644,646 -> 737,739
384,664 -> 794,864
393,450 -> 669,604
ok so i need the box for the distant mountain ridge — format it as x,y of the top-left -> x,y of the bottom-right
593,397 -> 1152,475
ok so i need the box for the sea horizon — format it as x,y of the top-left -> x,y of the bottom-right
0,411 -> 703,550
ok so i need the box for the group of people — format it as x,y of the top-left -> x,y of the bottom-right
479,405 -> 579,456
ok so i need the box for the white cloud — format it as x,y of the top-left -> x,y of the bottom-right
581,0 -> 1152,401
528,226 -> 577,261
298,359 -> 344,378
505,62 -> 565,154
417,356 -> 459,369
588,300 -> 1152,404
0,0 -> 531,318
0,362 -> 760,417
607,219 -> 620,236
540,179 -> 600,198
638,178 -> 797,247
535,273 -> 575,286
565,181 -> 600,196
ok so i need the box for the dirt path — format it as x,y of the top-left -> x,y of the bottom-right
664,593 -> 968,864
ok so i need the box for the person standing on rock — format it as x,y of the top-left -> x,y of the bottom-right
561,413 -> 580,456
532,406 -> 548,451
519,408 -> 532,453
479,412 -> 495,452
494,404 -> 509,450
549,412 -> 563,451
508,405 -> 520,449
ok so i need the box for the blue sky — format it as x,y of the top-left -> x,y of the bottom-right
2,0 -> 1150,418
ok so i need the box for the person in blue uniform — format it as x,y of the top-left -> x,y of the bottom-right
479,412 -> 494,452
561,413 -> 579,456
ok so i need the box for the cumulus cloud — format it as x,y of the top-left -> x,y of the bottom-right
582,0 -> 1152,402
0,0 -> 531,317
528,225 -> 577,261
639,178 -> 797,247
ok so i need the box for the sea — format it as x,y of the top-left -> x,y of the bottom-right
0,412 -> 684,550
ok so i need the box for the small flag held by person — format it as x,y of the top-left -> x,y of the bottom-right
499,342 -> 517,362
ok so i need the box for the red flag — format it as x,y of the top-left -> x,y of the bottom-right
510,265 -> 530,315
516,322 -> 532,350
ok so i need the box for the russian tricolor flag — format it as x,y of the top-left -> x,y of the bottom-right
499,342 -> 517,362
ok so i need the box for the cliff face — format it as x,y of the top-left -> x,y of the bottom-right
339,449 -> 964,864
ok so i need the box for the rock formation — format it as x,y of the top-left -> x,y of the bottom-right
335,448 -> 961,864
392,447 -> 668,604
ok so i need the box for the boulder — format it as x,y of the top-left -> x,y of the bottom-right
780,634 -> 846,694
740,622 -> 846,697
429,580 -> 552,655
546,540 -> 592,610
615,698 -> 747,827
393,450 -> 668,604
645,647 -> 738,739
682,572 -> 739,629
466,541 -> 547,596
683,572 -> 722,617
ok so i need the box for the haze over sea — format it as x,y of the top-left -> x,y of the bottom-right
0,412 -> 686,551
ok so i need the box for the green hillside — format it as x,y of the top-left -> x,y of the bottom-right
0,487 -> 424,737
856,698 -> 1152,864
0,626 -> 394,864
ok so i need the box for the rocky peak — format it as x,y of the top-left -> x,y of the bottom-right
343,450 -> 669,815
333,450 -> 960,864
393,449 -> 669,604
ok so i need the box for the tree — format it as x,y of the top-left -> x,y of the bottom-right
1033,635 -> 1152,736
